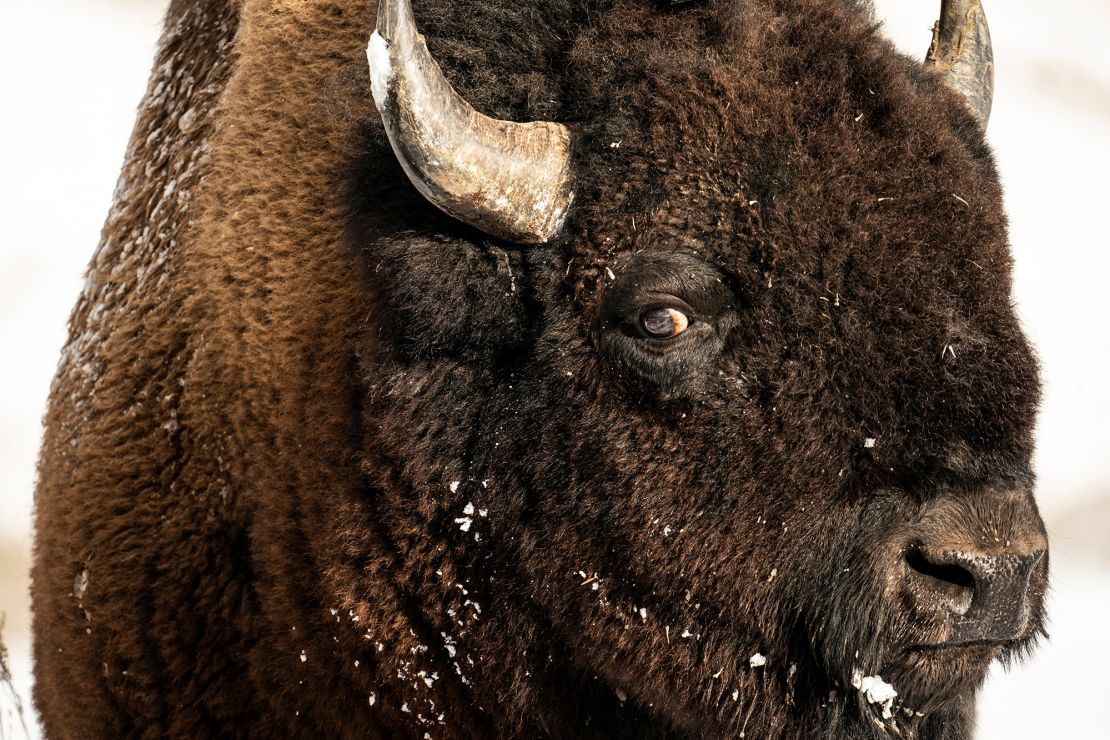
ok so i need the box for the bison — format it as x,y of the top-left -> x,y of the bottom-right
32,0 -> 1048,737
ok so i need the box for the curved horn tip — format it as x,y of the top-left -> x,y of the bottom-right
926,0 -> 995,127
368,0 -> 576,244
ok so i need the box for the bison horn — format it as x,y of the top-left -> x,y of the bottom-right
367,0 -> 575,244
926,0 -> 995,126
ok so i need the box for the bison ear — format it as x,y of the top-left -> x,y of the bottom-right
367,235 -> 530,361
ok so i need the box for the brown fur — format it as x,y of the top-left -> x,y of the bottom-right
32,1 -> 1046,738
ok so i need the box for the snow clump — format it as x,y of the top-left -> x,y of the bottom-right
852,671 -> 897,719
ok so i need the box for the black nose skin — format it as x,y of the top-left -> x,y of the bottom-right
922,548 -> 1046,646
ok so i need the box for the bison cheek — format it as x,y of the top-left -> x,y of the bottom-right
365,234 -> 531,361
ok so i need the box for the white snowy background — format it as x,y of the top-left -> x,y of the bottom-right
0,1 -> 1106,737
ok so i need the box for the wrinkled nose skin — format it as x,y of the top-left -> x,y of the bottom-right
905,489 -> 1048,647
919,547 -> 1046,645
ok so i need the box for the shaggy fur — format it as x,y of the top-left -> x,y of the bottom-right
33,1 -> 1047,738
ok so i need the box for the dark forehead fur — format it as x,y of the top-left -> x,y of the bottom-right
563,0 -> 1037,476
348,0 -> 1037,477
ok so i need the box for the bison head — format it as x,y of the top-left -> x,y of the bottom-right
349,0 -> 1047,736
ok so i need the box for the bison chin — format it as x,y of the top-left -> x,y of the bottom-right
807,597 -> 1036,737
889,645 -> 1006,708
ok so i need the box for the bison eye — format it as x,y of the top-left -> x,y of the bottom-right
639,307 -> 689,339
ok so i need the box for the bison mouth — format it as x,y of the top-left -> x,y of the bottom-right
881,643 -> 1005,714
862,577 -> 1046,719
808,494 -> 1048,726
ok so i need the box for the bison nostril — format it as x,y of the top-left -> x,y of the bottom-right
903,545 -> 1045,646
905,548 -> 976,590
904,547 -> 975,614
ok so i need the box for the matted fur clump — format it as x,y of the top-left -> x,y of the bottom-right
32,1 -> 1046,738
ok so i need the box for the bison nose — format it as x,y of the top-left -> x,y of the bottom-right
904,545 -> 1046,646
